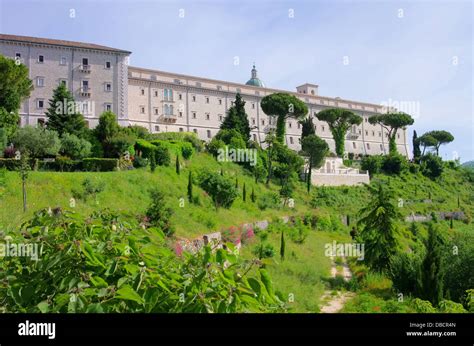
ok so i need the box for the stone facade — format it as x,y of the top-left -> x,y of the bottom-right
0,34 -> 410,156
0,34 -> 130,128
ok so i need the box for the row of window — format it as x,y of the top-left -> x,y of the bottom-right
14,53 -> 112,69
34,77 -> 112,93
34,99 -> 112,112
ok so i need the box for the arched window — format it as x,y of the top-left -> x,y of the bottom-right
164,89 -> 168,100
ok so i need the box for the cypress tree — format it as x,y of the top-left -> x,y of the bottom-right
413,130 -> 421,162
235,177 -> 238,189
187,171 -> 193,203
300,116 -> 315,141
220,168 -> 224,176
175,154 -> 180,175
220,93 -> 250,142
251,187 -> 256,203
243,183 -> 246,202
150,150 -> 156,173
280,230 -> 285,260
420,223 -> 446,305
45,84 -> 87,137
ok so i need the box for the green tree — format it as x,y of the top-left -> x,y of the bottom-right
251,187 -> 256,203
18,152 -> 31,212
412,130 -> 421,162
175,154 -> 180,175
418,133 -> 438,155
150,150 -> 156,172
261,93 -> 308,144
146,188 -> 174,236
424,130 -> 454,156
264,130 -> 277,185
45,84 -> 87,137
368,112 -> 414,155
0,108 -> 21,141
220,93 -> 251,142
280,231 -> 286,261
11,126 -> 61,159
357,183 -> 401,273
0,55 -> 33,139
300,116 -> 315,140
187,171 -> 193,203
199,171 -> 238,210
420,223 -> 446,305
60,133 -> 92,159
315,108 -> 362,157
302,134 -> 329,193
0,55 -> 33,113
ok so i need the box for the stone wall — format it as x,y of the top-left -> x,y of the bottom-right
311,173 -> 370,186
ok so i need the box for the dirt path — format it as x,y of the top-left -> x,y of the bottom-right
319,257 -> 355,313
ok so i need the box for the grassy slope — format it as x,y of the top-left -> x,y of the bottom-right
0,152 -> 313,237
1,151 -> 472,313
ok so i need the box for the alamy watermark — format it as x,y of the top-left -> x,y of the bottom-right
217,146 -> 257,166
324,240 -> 365,261
0,238 -> 39,261
380,98 -> 420,119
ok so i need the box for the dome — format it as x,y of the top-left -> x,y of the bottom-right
245,64 -> 265,88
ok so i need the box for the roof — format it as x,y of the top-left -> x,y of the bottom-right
128,65 -> 385,111
0,33 -> 131,54
245,78 -> 265,87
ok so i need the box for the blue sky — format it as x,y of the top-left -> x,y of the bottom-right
1,0 -> 472,161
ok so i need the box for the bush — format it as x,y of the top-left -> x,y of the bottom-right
132,156 -> 148,168
0,209 -> 284,313
72,177 -> 105,201
107,133 -> 135,158
60,133 -> 92,159
257,192 -> 281,210
11,126 -> 61,158
135,139 -> 156,159
361,155 -> 383,177
180,142 -> 194,160
198,171 -> 238,209
382,154 -> 407,175
154,146 -> 170,166
0,158 -> 20,170
82,158 -> 118,172
146,188 -> 174,236
420,153 -> 443,179
252,243 -> 276,259
207,138 -> 226,157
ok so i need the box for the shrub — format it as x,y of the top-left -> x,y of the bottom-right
207,138 -> 226,157
361,155 -> 383,177
420,153 -> 443,180
133,156 -> 148,168
154,146 -> 170,166
382,154 -> 407,175
0,158 -> 20,170
0,209 -> 284,313
60,133 -> 92,159
146,188 -> 174,236
135,139 -> 156,158
72,177 -> 105,201
257,192 -> 280,210
252,243 -> 276,259
11,126 -> 61,158
181,142 -> 194,160
82,158 -> 118,172
438,300 -> 467,313
107,132 -> 135,158
198,171 -> 238,209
